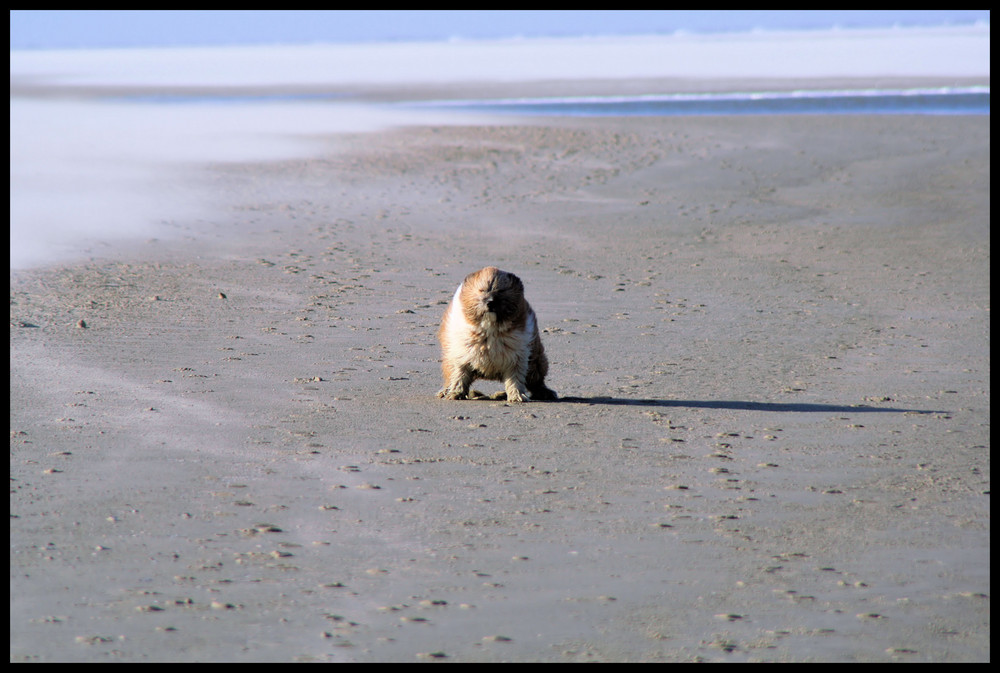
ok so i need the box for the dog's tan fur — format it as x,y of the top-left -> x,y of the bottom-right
437,267 -> 556,402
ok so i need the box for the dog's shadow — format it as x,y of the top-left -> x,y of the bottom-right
551,396 -> 943,415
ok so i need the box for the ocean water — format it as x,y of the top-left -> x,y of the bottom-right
407,87 -> 990,117
8,10 -> 991,50
9,11 -> 991,269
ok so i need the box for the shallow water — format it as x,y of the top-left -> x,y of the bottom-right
405,87 -> 990,117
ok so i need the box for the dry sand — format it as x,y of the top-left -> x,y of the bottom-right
10,108 -> 990,661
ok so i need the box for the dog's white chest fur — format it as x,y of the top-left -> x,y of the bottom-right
443,284 -> 534,378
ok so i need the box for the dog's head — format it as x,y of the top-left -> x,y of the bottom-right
461,266 -> 526,325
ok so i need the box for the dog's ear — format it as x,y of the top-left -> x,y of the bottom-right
505,272 -> 524,295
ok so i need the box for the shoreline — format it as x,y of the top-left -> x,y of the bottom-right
10,112 -> 990,662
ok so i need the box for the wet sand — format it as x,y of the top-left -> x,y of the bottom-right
9,108 -> 990,661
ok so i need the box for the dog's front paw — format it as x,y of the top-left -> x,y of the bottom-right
439,387 -> 470,400
530,386 -> 558,401
504,388 -> 528,403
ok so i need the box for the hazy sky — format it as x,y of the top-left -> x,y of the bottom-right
10,10 -> 991,50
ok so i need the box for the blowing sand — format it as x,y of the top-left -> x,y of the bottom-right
9,110 -> 990,662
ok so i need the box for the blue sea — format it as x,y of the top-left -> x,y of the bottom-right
9,10 -> 991,51
408,87 -> 990,117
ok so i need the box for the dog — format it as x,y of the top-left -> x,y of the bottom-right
437,266 -> 557,402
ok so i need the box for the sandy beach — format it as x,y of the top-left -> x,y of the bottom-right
10,100 -> 990,661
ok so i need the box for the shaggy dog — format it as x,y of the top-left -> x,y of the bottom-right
437,267 -> 556,402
